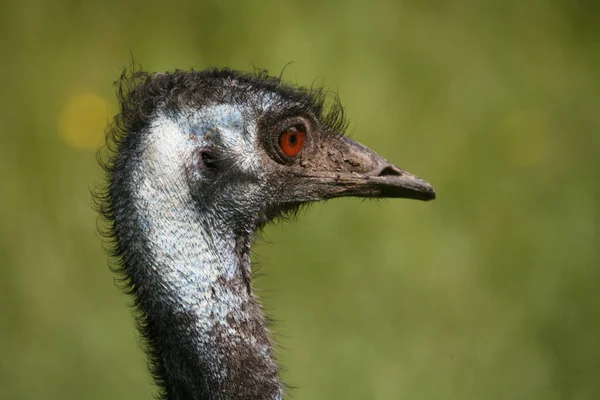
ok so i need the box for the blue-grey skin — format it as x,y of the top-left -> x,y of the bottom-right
101,68 -> 435,400
129,105 -> 281,398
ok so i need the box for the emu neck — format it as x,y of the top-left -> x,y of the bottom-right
116,125 -> 282,400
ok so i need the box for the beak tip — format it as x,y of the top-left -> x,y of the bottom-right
425,188 -> 436,201
400,174 -> 436,201
423,182 -> 436,201
413,185 -> 436,201
377,179 -> 436,201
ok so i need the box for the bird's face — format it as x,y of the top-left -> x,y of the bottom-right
179,88 -> 435,231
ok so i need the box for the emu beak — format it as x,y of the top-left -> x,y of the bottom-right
300,136 -> 436,201
361,164 -> 436,201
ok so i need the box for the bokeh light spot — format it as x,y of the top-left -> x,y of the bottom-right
58,92 -> 111,150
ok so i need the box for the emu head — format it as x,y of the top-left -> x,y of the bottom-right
114,69 -> 435,236
102,67 -> 436,400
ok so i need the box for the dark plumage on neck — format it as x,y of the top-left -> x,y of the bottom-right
96,67 -> 435,400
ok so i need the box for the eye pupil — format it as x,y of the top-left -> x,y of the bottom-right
289,134 -> 297,144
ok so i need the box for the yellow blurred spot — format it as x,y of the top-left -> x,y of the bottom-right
58,92 -> 111,150
496,111 -> 549,167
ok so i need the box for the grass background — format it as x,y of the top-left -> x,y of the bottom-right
1,0 -> 599,399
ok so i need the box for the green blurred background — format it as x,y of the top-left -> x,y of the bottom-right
1,0 -> 599,399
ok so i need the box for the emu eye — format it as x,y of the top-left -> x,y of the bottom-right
279,126 -> 306,157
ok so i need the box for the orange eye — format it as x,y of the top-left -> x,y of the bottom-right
279,127 -> 306,157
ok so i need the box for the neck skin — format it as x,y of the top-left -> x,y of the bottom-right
112,119 -> 283,400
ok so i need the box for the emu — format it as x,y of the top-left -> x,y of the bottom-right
97,67 -> 435,400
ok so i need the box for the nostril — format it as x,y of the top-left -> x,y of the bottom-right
378,166 -> 403,177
